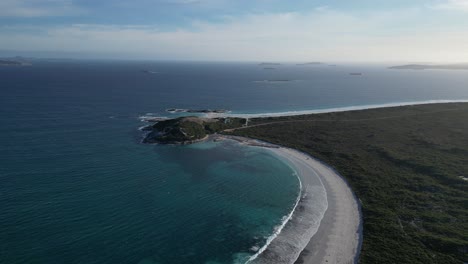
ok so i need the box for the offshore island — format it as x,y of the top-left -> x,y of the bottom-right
389,64 -> 468,70
142,102 -> 468,264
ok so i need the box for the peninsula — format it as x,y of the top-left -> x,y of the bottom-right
142,102 -> 468,263
142,116 -> 246,144
231,102 -> 468,264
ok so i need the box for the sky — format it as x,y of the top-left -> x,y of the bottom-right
1,0 -> 468,62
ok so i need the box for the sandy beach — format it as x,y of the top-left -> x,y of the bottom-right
217,135 -> 362,264
274,148 -> 362,264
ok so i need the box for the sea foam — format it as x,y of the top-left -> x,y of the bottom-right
245,172 -> 303,264
245,151 -> 329,264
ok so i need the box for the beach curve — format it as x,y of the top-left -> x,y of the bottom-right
278,147 -> 362,264
219,136 -> 362,264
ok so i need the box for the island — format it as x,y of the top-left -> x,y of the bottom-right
258,62 -> 282,66
141,70 -> 159,74
389,64 -> 468,70
142,102 -> 468,264
0,59 -> 32,66
296,62 -> 323,66
254,79 -> 294,83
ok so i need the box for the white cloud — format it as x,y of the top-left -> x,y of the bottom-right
1,8 -> 468,62
163,0 -> 202,4
0,0 -> 84,17
314,6 -> 329,12
431,0 -> 468,12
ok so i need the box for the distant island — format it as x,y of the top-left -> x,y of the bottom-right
0,57 -> 32,66
141,70 -> 159,74
389,64 -> 468,70
258,62 -> 281,66
296,62 -> 323,66
254,79 -> 294,83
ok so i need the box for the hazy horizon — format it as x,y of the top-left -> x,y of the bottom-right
2,51 -> 468,65
1,0 -> 468,62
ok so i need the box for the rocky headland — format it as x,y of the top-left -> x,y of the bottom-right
142,116 -> 246,144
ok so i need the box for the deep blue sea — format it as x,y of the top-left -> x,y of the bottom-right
1,61 -> 468,264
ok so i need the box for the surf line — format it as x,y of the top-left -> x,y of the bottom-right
245,171 -> 303,264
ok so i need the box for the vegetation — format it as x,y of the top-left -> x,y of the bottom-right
228,103 -> 468,264
143,116 -> 246,144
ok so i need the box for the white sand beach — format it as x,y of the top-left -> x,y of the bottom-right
272,147 -> 361,264
219,135 -> 362,264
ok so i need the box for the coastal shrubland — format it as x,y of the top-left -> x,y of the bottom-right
143,116 -> 246,144
229,103 -> 468,264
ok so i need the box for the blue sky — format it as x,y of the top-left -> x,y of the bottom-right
1,0 -> 468,61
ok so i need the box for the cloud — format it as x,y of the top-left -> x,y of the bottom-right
163,0 -> 202,4
1,8 -> 468,62
0,0 -> 84,17
431,0 -> 468,12
314,6 -> 329,12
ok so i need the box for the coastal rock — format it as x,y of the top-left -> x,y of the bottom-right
143,116 -> 246,144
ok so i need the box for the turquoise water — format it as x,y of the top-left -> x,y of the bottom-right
1,61 -> 468,264
0,109 -> 299,264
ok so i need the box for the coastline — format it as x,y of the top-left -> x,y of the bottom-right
215,135 -> 362,264
211,99 -> 468,119
139,100 -> 468,131
138,101 -> 468,263
224,102 -> 468,263
286,149 -> 362,264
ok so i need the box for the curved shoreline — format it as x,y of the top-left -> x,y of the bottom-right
218,135 -> 361,264
285,149 -> 362,264
138,101 -> 468,263
245,170 -> 304,263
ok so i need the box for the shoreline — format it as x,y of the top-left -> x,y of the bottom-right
137,101 -> 468,263
215,135 -> 362,264
287,150 -> 362,264
138,100 -> 468,130
208,99 -> 468,119
138,101 -> 468,263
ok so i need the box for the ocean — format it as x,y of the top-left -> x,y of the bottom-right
1,60 -> 468,264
